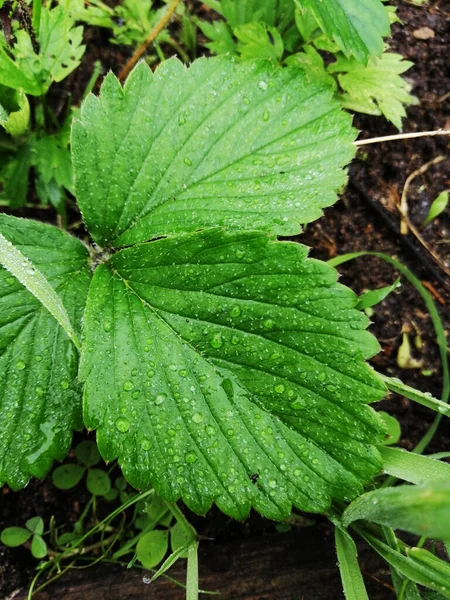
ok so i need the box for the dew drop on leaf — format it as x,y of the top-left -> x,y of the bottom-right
209,332 -> 223,349
192,413 -> 203,424
185,452 -> 197,464
155,393 -> 167,405
115,417 -> 130,433
123,380 -> 134,391
258,80 -> 268,90
274,383 -> 285,394
16,360 -> 26,371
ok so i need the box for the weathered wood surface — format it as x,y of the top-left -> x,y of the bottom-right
14,528 -> 394,600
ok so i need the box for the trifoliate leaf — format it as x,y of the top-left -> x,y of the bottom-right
327,52 -> 418,130
80,229 -> 386,520
1,526 -> 32,546
75,440 -> 101,467
0,215 -> 91,489
295,0 -> 390,63
26,517 -> 44,535
86,468 -> 111,496
136,530 -> 169,569
52,464 -> 85,490
31,534 -> 47,559
72,57 -> 356,247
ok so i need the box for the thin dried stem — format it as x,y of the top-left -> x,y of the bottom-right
118,0 -> 182,82
355,129 -> 450,146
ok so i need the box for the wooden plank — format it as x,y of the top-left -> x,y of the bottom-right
15,528 -> 395,599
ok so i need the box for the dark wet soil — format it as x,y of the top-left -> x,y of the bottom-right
1,1 -> 449,598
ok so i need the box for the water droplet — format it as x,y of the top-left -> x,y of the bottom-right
155,393 -> 167,405
274,383 -> 285,394
235,249 -> 245,259
268,479 -> 277,489
294,468 -> 301,477
6,276 -> 15,286
262,110 -> 270,122
132,391 -> 139,399
318,372 -> 326,382
258,80 -> 268,90
103,321 -> 112,332
185,452 -> 197,464
243,96 -> 250,105
179,369 -> 188,377
209,332 -> 223,349
61,380 -> 69,390
231,335 -> 240,345
168,428 -> 176,437
141,438 -> 152,450
123,380 -> 134,391
35,355 -> 42,362
147,370 -> 155,378
205,425 -> 215,436
192,413 -> 203,423
263,318 -> 274,329
229,306 -> 241,318
115,417 -> 130,433
227,428 -> 235,437
184,157 -> 192,166
16,360 -> 25,371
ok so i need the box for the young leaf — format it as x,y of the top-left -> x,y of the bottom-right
52,464 -> 85,490
327,52 -> 418,130
343,485 -> 450,542
422,191 -> 449,228
295,0 -> 390,63
378,411 -> 401,445
80,228 -> 386,520
0,143 -> 33,208
335,528 -> 369,600
1,526 -> 32,546
356,278 -> 400,310
170,521 -> 193,558
86,468 -> 111,496
136,530 -> 169,569
72,57 -> 356,247
26,517 -> 44,535
0,215 -> 91,489
31,534 -> 47,559
0,6 -> 85,96
234,22 -> 284,61
75,440 -> 101,467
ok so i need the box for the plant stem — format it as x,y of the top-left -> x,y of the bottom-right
186,541 -> 199,600
118,0 -> 182,81
355,129 -> 450,146
82,60 -> 103,102
381,375 -> 450,418
32,0 -> 42,36
329,251 -> 449,455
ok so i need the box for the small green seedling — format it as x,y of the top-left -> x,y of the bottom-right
52,441 -> 111,497
421,191 -> 449,228
1,517 -> 47,559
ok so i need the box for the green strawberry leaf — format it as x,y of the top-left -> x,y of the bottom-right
327,52 -> 418,130
72,57 -> 356,247
0,5 -> 85,96
295,0 -> 390,63
0,215 -> 91,489
80,229 -> 386,520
